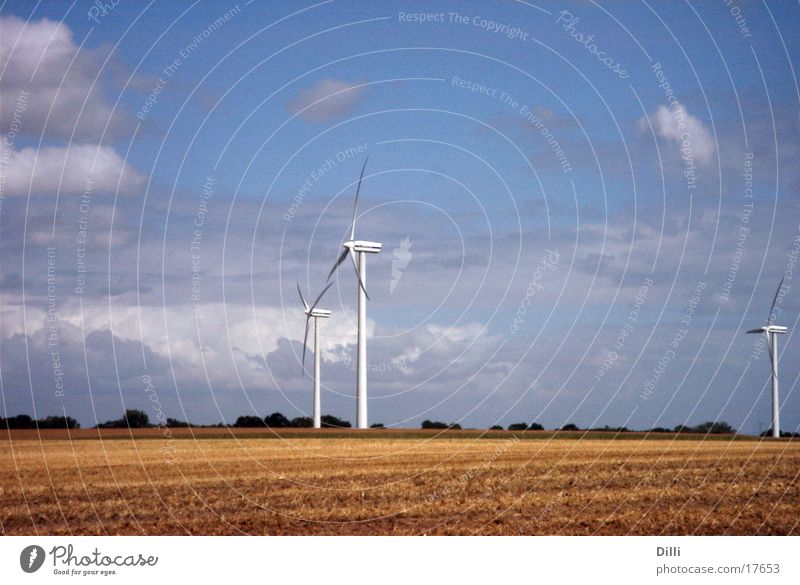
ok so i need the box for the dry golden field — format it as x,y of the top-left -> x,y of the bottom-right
1,430 -> 798,535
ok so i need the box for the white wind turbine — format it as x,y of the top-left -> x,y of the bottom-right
327,158 -> 381,429
747,277 -> 788,438
298,282 -> 333,429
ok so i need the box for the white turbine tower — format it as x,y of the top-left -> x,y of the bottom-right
328,158 -> 381,429
298,282 -> 333,429
747,277 -> 788,438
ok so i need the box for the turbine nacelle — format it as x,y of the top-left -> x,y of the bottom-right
747,325 -> 787,335
306,308 -> 331,319
345,240 -> 382,254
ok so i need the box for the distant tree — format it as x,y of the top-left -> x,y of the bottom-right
2,414 -> 34,429
96,409 -> 150,429
370,423 -> 385,428
234,415 -> 264,428
264,412 -> 291,428
3,414 -> 80,429
649,427 -> 671,433
489,425 -> 504,431
507,423 -> 528,431
673,424 -> 690,433
290,416 -> 313,428
561,423 -> 579,431
16,414 -> 35,428
591,425 -> 629,433
95,417 -> 119,429
39,415 -> 80,429
165,418 -> 190,427
449,423 -> 462,430
321,414 -> 352,428
527,423 -> 544,431
691,421 -> 735,435
124,409 -> 149,428
421,419 -> 448,429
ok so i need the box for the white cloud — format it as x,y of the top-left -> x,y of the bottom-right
389,322 -> 502,372
5,292 -> 502,393
648,103 -> 716,166
0,16 -> 131,141
0,17 -> 144,198
5,299 -> 365,388
286,79 -> 366,122
2,144 -> 145,196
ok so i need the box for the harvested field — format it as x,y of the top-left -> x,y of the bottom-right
1,431 -> 798,535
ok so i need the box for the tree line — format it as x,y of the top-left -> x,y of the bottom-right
93,409 -> 356,429
5,410 -> 797,436
1,410 -> 358,430
0,414 -> 80,429
235,412 -> 353,428
436,420 -> 749,434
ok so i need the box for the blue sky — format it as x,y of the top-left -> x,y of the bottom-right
1,0 -> 799,433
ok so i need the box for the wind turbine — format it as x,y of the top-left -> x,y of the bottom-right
328,158 -> 381,429
747,277 -> 788,438
298,282 -> 333,429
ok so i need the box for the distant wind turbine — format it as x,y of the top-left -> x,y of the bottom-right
298,282 -> 333,429
747,277 -> 788,438
327,158 -> 381,429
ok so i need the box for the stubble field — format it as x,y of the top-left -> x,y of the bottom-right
1,430 -> 798,535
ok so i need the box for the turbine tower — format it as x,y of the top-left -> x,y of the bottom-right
328,158 -> 381,429
298,282 -> 333,429
747,277 -> 788,438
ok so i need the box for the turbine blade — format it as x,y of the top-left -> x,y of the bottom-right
311,281 -> 334,312
350,157 -> 368,241
327,247 -> 349,281
301,316 -> 311,375
766,276 -> 785,326
350,250 -> 369,300
746,329 -> 766,334
297,282 -> 308,311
